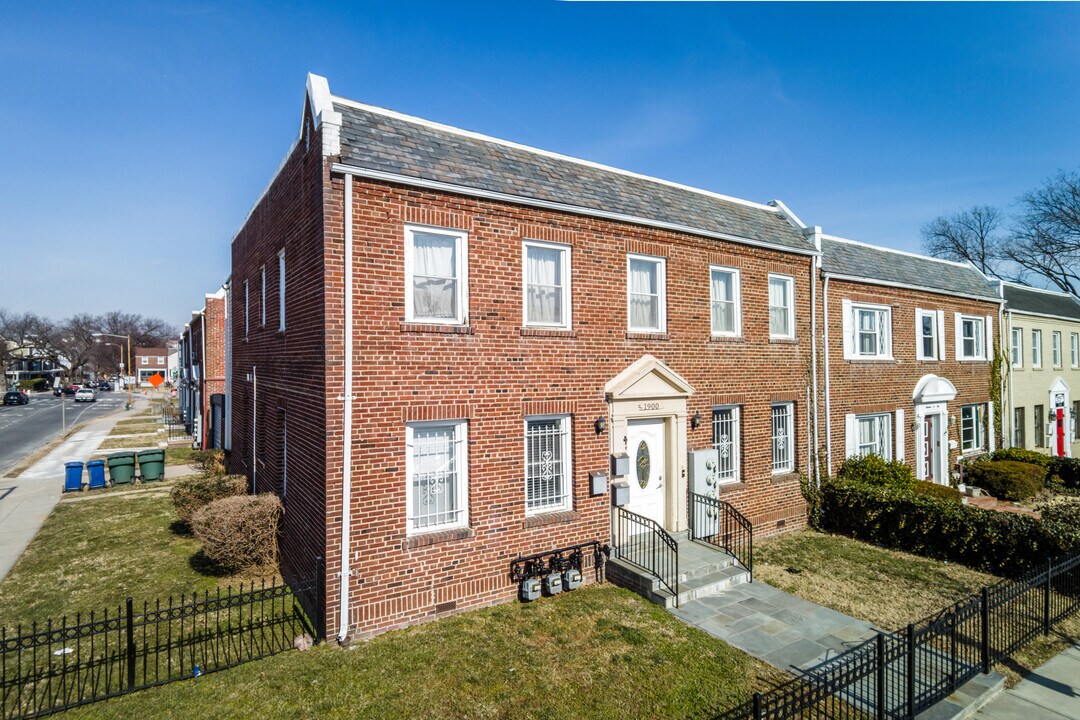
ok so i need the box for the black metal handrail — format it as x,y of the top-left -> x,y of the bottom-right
688,492 -> 753,580
613,507 -> 679,606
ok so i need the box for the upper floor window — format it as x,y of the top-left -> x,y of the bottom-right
1011,328 -> 1023,368
523,240 -> 571,329
260,265 -> 266,326
1052,331 -> 1063,368
771,403 -> 794,473
140,357 -> 148,366
627,254 -> 666,333
956,314 -> 986,360
243,281 -> 249,339
844,301 -> 891,359
711,406 -> 741,484
278,249 -> 286,331
709,267 -> 741,337
405,420 -> 469,534
768,274 -> 795,339
916,309 -> 940,361
524,415 -> 572,514
960,404 -> 985,453
1032,329 -> 1043,368
405,226 -> 468,325
1072,333 -> 1079,369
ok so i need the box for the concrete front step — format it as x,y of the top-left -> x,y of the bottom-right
606,541 -> 750,609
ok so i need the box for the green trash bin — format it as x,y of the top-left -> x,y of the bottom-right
106,452 -> 137,485
137,449 -> 166,481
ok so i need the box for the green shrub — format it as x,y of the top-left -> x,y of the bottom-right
837,454 -> 916,491
989,447 -> 1053,468
1050,457 -> 1080,489
915,481 -> 963,503
171,474 -> 248,523
964,460 -> 1046,502
818,477 -> 1078,575
191,494 -> 282,571
1036,501 -> 1080,529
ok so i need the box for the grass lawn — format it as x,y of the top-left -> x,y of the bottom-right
98,435 -> 165,449
0,492 -> 268,628
64,584 -> 789,720
756,530 -> 1080,685
108,422 -> 163,436
165,445 -> 198,465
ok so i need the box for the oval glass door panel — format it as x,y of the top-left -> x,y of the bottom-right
636,440 -> 650,488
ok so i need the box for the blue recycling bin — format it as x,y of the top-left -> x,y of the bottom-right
87,459 -> 107,490
64,461 -> 84,492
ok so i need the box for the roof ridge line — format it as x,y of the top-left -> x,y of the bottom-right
821,234 -> 978,270
1001,280 -> 1080,299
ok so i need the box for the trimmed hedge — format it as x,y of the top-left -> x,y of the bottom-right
837,454 -> 916,491
1050,457 -> 1080,489
915,481 -> 963,503
988,447 -> 1053,468
964,460 -> 1045,501
817,477 -> 1077,575
191,494 -> 282,571
171,474 -> 247,524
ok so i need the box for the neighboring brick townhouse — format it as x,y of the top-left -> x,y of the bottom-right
228,74 -> 822,640
1000,282 -> 1080,458
815,235 -> 1002,483
133,346 -> 168,385
179,288 -> 229,450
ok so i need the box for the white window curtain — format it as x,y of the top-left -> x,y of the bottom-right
711,269 -> 736,334
629,258 -> 659,330
526,245 -> 563,325
412,232 -> 458,320
769,277 -> 790,336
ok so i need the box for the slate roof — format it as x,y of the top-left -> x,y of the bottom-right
331,99 -> 815,254
820,237 -> 1000,300
1003,283 -> 1080,320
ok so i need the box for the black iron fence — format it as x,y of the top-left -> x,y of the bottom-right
715,546 -> 1080,719
1,580 -> 312,719
160,404 -> 189,443
613,507 -> 679,606
688,492 -> 754,580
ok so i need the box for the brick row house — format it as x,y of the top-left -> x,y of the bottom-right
133,346 -> 168,385
179,288 -> 229,450
1000,282 -> 1080,458
221,74 -> 1016,641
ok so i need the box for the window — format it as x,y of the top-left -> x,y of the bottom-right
846,302 -> 891,358
244,281 -> 249,339
405,420 -> 468,534
1032,330 -> 1043,368
709,267 -> 741,336
278,249 -> 286,331
768,275 -> 795,338
771,403 -> 794,473
405,225 -> 468,324
1052,331 -> 1063,368
1072,333 -> 1079,368
1011,328 -> 1023,368
711,406 -> 741,484
1033,405 -> 1045,448
260,265 -> 266,326
1013,407 -> 1026,449
1074,401 -> 1080,441
524,416 -> 572,514
522,240 -> 571,329
960,404 -> 985,453
917,310 -> 938,361
855,414 -> 892,460
958,315 -> 985,360
140,357 -> 148,366
627,254 -> 666,332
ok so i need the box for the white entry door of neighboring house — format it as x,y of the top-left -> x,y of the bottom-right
626,418 -> 667,526
922,414 -> 941,483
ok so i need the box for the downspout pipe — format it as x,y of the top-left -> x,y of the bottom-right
822,274 -> 833,477
338,173 -> 354,643
804,226 -> 822,484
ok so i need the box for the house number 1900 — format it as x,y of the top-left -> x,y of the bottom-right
637,402 -> 660,411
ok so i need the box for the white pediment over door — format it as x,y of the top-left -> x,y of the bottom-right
605,354 -> 695,401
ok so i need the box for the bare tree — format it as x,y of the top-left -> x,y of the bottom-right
1008,171 -> 1080,297
920,205 -> 1004,275
0,309 -> 53,384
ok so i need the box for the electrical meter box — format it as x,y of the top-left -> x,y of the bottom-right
543,573 -> 563,596
688,448 -> 720,496
589,471 -> 608,496
610,452 -> 630,477
519,577 -> 542,602
611,481 -> 630,507
563,567 -> 583,591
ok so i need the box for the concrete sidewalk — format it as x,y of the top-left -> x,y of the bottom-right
975,644 -> 1080,719
0,399 -> 149,581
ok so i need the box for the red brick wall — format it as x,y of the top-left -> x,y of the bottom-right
819,277 -> 999,477
330,177 -> 815,638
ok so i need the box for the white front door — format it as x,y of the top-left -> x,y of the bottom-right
917,408 -> 947,484
627,418 -> 666,526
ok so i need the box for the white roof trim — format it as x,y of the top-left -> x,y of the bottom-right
822,233 -> 977,270
1006,309 -> 1080,324
821,272 -> 1003,304
913,374 -> 958,404
332,162 -> 819,257
604,354 -> 695,399
1001,279 -> 1080,299
330,93 -> 782,214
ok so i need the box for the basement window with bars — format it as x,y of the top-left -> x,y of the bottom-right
771,403 -> 794,473
524,415 -> 572,515
405,420 -> 469,535
711,406 -> 741,484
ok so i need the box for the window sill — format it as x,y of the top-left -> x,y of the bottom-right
403,526 -> 474,549
519,327 -> 577,338
400,323 -> 473,335
522,509 -> 579,529
626,331 -> 669,341
715,481 -> 747,493
708,335 -> 744,344
846,358 -> 898,364
768,337 -> 797,344
771,471 -> 800,485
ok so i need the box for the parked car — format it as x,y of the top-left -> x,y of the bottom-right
97,381 -> 112,391
74,388 -> 96,403
61,385 -> 80,396
3,390 -> 29,406
53,386 -> 62,396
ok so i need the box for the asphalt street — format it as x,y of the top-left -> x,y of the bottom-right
0,391 -> 130,476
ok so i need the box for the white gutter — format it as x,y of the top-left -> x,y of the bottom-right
807,227 -> 822,484
251,365 -> 257,493
338,173 -> 355,643
1006,310 -> 1015,447
823,275 -> 833,477
329,162 -> 820,258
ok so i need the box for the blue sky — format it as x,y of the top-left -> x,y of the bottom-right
2,2 -> 1079,328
